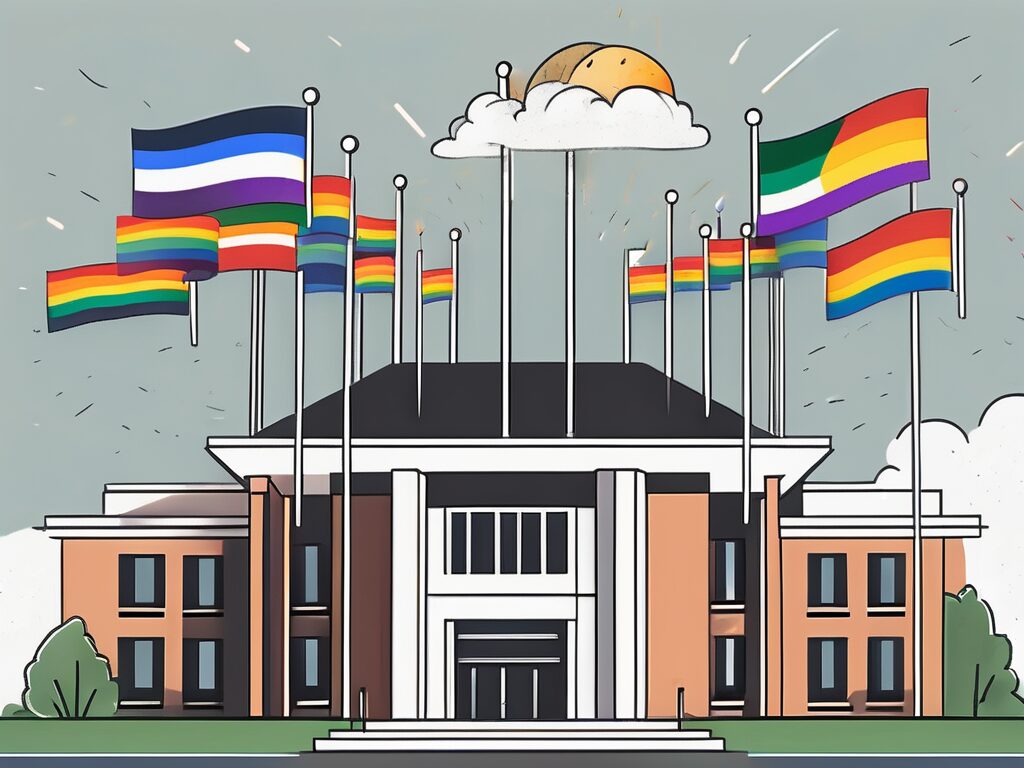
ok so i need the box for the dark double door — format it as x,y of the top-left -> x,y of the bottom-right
454,620 -> 567,720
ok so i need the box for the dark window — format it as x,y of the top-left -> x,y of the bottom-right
714,540 -> 745,603
868,554 -> 906,607
118,555 -> 166,610
808,554 -> 847,608
291,636 -> 330,705
183,556 -> 223,612
500,512 -> 518,574
182,639 -> 223,705
546,511 -> 568,574
291,544 -> 329,607
470,512 -> 495,574
868,637 -> 904,702
450,512 -> 467,574
714,636 -> 745,700
117,637 -> 164,706
521,513 -> 541,574
808,638 -> 848,703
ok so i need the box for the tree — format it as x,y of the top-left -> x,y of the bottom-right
944,585 -> 1024,716
22,617 -> 118,718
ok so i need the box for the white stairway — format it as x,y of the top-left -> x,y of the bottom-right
314,719 -> 726,752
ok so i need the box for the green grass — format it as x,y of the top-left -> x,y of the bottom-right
690,718 -> 1024,754
0,719 -> 358,754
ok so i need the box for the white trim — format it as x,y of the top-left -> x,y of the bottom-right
457,633 -> 559,641
457,657 -> 561,664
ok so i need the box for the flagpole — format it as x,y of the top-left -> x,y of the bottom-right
745,108 -> 768,435
450,227 -> 461,363
908,180 -> 922,719
340,133 -> 358,720
497,60 -> 512,438
248,273 -> 259,436
664,190 -> 678,386
188,281 -> 199,346
768,275 -> 776,434
778,276 -> 786,436
622,250 -> 630,365
393,174 -> 407,365
416,246 -> 423,416
740,222 -> 753,526
953,178 -> 968,320
565,150 -> 576,438
699,223 -> 713,417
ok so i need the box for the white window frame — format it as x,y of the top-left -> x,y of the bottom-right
444,507 -> 571,576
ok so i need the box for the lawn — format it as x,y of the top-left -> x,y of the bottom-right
691,718 -> 1024,754
0,719 -> 356,754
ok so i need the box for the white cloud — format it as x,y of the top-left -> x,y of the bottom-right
0,528 -> 60,707
874,394 -> 1024,654
432,82 -> 710,158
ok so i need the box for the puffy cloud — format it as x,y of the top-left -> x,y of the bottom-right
874,394 -> 1024,653
432,82 -> 710,158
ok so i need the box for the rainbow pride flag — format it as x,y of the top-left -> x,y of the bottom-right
628,264 -> 666,304
306,175 -> 350,236
758,89 -> 929,235
826,208 -> 951,320
46,263 -> 188,332
709,238 -> 778,285
132,106 -> 306,226
297,176 -> 351,293
422,267 -> 453,304
776,219 -> 828,270
355,215 -> 397,258
115,215 -> 219,281
672,256 -> 729,292
219,221 -> 297,272
354,256 -> 395,293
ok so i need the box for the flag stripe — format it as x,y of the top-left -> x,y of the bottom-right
827,208 -> 950,274
208,203 -> 306,227
132,133 -> 305,170
134,177 -> 304,220
134,152 -> 304,193
131,106 -> 305,152
826,271 -> 951,320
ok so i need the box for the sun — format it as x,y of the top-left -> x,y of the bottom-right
525,43 -> 675,103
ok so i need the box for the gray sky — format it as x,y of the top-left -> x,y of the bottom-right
3,0 -> 1023,534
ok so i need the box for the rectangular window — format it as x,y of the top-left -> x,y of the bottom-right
118,555 -> 166,611
182,639 -> 223,705
117,637 -> 164,706
714,540 -> 745,603
868,637 -> 904,702
183,556 -> 223,612
713,636 -> 745,700
808,554 -> 847,609
450,512 -> 467,574
291,543 -> 329,608
290,636 -> 329,706
546,511 -> 568,575
470,512 -> 495,574
500,512 -> 518,574
521,512 -> 541,574
808,638 -> 848,703
868,554 -> 906,608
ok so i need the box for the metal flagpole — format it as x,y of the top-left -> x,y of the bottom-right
248,273 -> 260,436
699,224 -> 713,417
622,250 -> 630,365
416,246 -> 423,416
497,60 -> 512,438
664,190 -> 678,385
354,297 -> 362,381
768,276 -> 777,434
256,270 -> 266,432
393,175 -> 407,365
953,178 -> 968,319
740,222 -> 753,526
745,108 -> 766,435
565,150 -> 576,437
778,276 -> 786,436
908,181 -> 922,718
450,228 -> 461,363
188,282 -> 199,346
340,133 -> 358,719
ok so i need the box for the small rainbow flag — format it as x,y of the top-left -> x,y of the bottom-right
218,221 -> 297,272
628,264 -> 667,304
115,215 -> 219,281
709,238 -> 778,285
355,215 -> 397,258
672,256 -> 730,292
422,267 -> 453,304
46,263 -> 188,332
297,176 -> 351,293
354,256 -> 395,293
776,219 -> 828,270
826,208 -> 951,320
307,175 -> 351,237
758,89 -> 929,235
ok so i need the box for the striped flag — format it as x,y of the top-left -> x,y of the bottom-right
422,267 -> 453,304
673,256 -> 729,292
354,215 -> 397,294
776,219 -> 828,270
115,215 -> 220,282
297,176 -> 351,293
219,221 -> 298,272
709,238 -> 778,285
628,264 -> 666,303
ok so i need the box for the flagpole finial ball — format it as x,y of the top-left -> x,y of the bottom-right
496,61 -> 512,79
450,228 -> 462,242
302,87 -> 320,106
953,178 -> 968,195
740,222 -> 754,238
699,224 -> 713,238
665,189 -> 679,204
745,108 -> 763,126
341,135 -> 359,154
393,174 -> 408,190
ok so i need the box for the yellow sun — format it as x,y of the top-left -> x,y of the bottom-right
525,43 -> 675,103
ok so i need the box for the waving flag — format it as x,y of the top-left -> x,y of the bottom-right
115,215 -> 219,281
826,208 -> 951,320
219,221 -> 298,272
758,89 -> 929,235
297,176 -> 351,293
673,256 -> 729,292
132,106 -> 306,225
775,219 -> 828,270
628,264 -> 666,303
709,238 -> 778,285
354,215 -> 397,293
422,267 -> 453,303
46,264 -> 188,332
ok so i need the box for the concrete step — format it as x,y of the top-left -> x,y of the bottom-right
361,719 -> 697,731
314,735 -> 726,752
329,728 -> 715,740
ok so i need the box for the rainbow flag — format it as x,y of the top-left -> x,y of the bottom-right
306,175 -> 350,237
709,238 -> 778,285
297,176 -> 351,293
132,106 -> 306,226
46,263 -> 188,332
219,221 -> 297,272
826,208 -> 951,320
672,256 -> 729,292
758,89 -> 929,235
115,215 -> 219,282
354,215 -> 396,258
354,256 -> 395,293
628,264 -> 666,304
775,219 -> 828,270
422,267 -> 453,304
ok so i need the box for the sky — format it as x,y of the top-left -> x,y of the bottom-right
2,0 -> 1023,535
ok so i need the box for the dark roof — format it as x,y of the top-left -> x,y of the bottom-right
260,362 -> 767,440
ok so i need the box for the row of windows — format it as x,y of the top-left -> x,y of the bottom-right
808,554 -> 906,610
448,510 -> 569,576
810,636 -> 904,704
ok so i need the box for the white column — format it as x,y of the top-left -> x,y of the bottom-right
613,469 -> 646,719
391,469 -> 427,719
